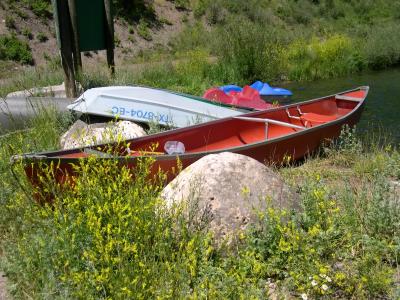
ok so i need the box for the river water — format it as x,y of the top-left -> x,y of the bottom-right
283,68 -> 400,144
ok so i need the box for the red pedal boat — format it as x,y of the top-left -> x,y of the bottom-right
203,85 -> 276,110
13,86 -> 369,191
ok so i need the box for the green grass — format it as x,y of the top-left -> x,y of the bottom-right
0,103 -> 398,299
0,66 -> 64,98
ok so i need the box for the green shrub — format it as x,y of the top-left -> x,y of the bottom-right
29,0 -> 52,19
137,19 -> 152,41
5,16 -> 16,30
283,34 -> 365,81
171,22 -> 210,53
15,8 -> 28,19
172,0 -> 189,10
112,0 -> 155,23
193,0 -> 211,18
0,34 -> 33,65
36,32 -> 48,43
22,28 -> 33,40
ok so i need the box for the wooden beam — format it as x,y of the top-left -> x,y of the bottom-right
68,0 -> 82,75
104,0 -> 115,76
56,0 -> 77,98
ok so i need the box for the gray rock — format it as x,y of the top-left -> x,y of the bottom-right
60,120 -> 146,149
161,152 -> 299,244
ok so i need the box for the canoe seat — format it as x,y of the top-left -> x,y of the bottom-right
286,106 -> 338,127
300,113 -> 338,126
188,135 -> 245,152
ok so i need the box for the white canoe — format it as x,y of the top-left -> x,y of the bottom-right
67,86 -> 245,127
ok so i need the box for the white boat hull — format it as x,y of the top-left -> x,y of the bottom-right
67,86 -> 244,127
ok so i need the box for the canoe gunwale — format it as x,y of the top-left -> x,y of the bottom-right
14,86 -> 369,165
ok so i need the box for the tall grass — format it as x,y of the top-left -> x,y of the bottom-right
0,66 -> 64,98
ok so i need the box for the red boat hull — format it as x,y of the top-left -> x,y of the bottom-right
18,87 -> 368,193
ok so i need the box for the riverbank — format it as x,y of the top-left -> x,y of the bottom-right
0,106 -> 398,299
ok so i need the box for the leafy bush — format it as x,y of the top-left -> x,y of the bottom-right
283,34 -> 365,81
0,34 -> 33,65
112,0 -> 156,23
22,28 -> 33,40
28,0 -> 52,19
36,32 -> 48,43
5,16 -> 16,30
137,19 -> 152,41
171,0 -> 190,10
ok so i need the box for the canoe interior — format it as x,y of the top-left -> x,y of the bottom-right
51,88 -> 367,159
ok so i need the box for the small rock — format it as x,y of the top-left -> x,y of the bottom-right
161,152 -> 299,244
60,120 -> 147,149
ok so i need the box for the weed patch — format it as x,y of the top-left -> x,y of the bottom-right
0,35 -> 33,65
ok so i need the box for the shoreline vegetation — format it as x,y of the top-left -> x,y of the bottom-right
2,0 -> 400,97
0,0 -> 399,298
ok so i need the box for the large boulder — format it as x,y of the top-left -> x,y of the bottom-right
60,120 -> 147,149
161,152 -> 299,244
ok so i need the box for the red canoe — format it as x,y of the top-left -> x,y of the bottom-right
13,86 -> 369,190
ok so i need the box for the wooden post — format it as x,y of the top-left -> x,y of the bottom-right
68,0 -> 82,75
55,0 -> 77,98
104,0 -> 115,76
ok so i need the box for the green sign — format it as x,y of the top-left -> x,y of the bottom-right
76,0 -> 107,51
